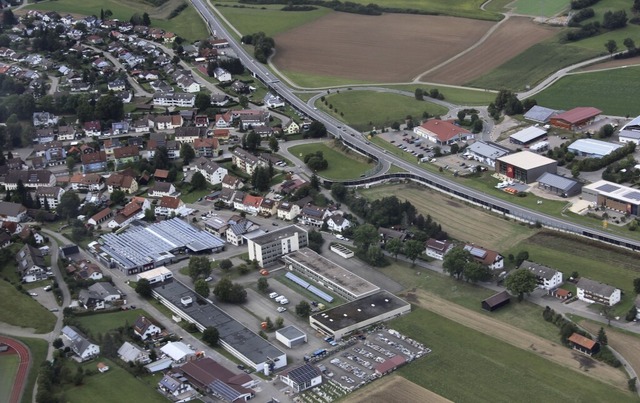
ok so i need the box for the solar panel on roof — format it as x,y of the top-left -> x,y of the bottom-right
468,247 -> 486,258
623,191 -> 640,201
288,364 -> 319,384
209,379 -> 242,401
285,272 -> 310,288
597,184 -> 620,193
307,285 -> 334,303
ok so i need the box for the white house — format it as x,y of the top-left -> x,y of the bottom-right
61,326 -> 100,361
155,196 -> 186,217
277,202 -> 301,221
425,238 -> 453,260
520,260 -> 563,290
133,316 -> 162,340
160,341 -> 195,364
576,278 -> 621,306
325,213 -> 351,233
463,244 -> 504,270
213,67 -> 232,83
264,93 -> 285,108
192,157 -> 228,186
118,341 -> 151,364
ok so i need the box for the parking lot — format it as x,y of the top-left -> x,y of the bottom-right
28,283 -> 60,312
379,131 -> 436,160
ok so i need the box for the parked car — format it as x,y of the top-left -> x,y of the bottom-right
29,292 -> 38,296
277,307 -> 287,313
269,292 -> 279,299
44,285 -> 52,291
205,276 -> 213,282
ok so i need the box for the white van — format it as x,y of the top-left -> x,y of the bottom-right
269,292 -> 279,299
275,295 -> 285,302
279,299 -> 289,305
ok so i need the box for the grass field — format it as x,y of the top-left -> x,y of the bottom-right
469,41 -> 599,91
75,309 -> 150,338
214,3 -> 333,36
383,84 -> 496,105
317,91 -> 448,131
506,231 -> 640,316
534,67 -> 640,117
360,183 -> 535,250
0,281 -> 56,334
17,337 -> 48,403
511,0 -> 570,16
288,141 -> 374,180
0,353 -> 19,403
277,69 -> 376,89
25,0 -> 208,42
391,309 -> 635,402
64,358 -> 165,403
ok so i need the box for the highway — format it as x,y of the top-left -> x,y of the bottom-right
188,0 -> 640,251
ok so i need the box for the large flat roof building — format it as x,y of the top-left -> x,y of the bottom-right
619,115 -> 640,145
465,141 -> 511,168
568,139 -> 621,159
247,225 -> 308,267
283,248 -> 379,301
536,172 -> 582,197
309,291 -> 411,340
582,180 -> 640,215
509,126 -> 547,145
93,218 -> 225,275
153,280 -> 287,371
550,107 -> 601,130
495,151 -> 557,183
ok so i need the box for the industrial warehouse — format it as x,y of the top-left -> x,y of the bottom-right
582,180 -> 640,215
495,151 -> 558,183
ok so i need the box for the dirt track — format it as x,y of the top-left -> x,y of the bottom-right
402,289 -> 629,391
0,336 -> 30,403
422,17 -> 558,85
273,13 -> 493,82
348,374 -> 452,403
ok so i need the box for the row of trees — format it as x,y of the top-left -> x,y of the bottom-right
443,247 -> 493,283
566,10 -> 628,42
241,32 -> 275,63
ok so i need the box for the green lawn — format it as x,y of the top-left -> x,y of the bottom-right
26,0 -> 208,42
391,309 -> 636,402
511,0 -> 570,17
506,231 -> 640,316
288,141 -> 374,180
534,67 -> 640,117
383,84 -> 496,106
386,164 -> 407,174
0,281 -> 56,333
64,358 -> 166,403
180,188 -> 211,203
317,91 -> 448,131
469,40 -> 599,91
0,353 -> 19,403
75,309 -> 150,339
277,69 -> 376,89
17,337 -> 48,403
214,2 -> 333,36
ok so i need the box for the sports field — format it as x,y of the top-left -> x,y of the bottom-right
391,308 -> 635,402
0,353 -> 19,403
0,280 -> 56,333
272,12 -> 494,83
288,142 -> 374,180
318,91 -> 448,131
534,67 -> 640,117
75,309 -> 149,338
360,183 -> 534,250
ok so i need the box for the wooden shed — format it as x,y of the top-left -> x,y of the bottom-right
482,290 -> 511,312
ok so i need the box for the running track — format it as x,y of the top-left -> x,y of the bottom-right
0,336 -> 30,403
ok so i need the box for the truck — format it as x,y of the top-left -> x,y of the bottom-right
312,349 -> 327,357
275,295 -> 286,303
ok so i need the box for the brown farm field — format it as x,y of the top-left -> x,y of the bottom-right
272,13 -> 494,83
422,16 -> 559,84
359,183 -> 534,250
347,375 -> 452,403
579,55 -> 640,72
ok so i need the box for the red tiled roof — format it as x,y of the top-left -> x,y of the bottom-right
552,107 -> 602,124
417,119 -> 470,142
90,208 -> 112,223
568,333 -> 597,350
243,194 -> 263,208
159,196 -> 181,209
154,169 -> 169,179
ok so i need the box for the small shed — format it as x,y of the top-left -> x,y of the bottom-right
482,291 -> 511,312
276,325 -> 307,348
568,333 -> 600,356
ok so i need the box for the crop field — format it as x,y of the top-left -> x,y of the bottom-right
511,0 -> 570,17
422,17 -> 559,85
348,375 -> 452,403
469,40 -> 599,90
0,280 -> 56,334
75,309 -> 149,338
360,183 -> 534,250
534,67 -> 640,117
317,91 -> 447,131
272,12 -> 494,83
580,55 -> 640,72
391,308 -> 635,402
288,141 -> 374,180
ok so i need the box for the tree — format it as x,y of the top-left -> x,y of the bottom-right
504,268 -> 537,301
251,166 -> 271,192
214,277 -> 233,301
443,247 -> 471,280
110,189 -> 126,205
403,240 -> 423,265
268,135 -> 279,152
188,256 -> 212,281
219,259 -> 233,272
194,279 -> 210,298
257,277 -> 269,293
295,300 -> 311,317
623,37 -> 636,53
457,110 -> 466,123
142,12 -> 151,26
244,130 -> 261,152
353,224 -> 378,252
605,39 -> 618,57
515,250 -> 529,266
463,261 -> 492,283
135,279 -> 152,298
239,95 -> 249,108
144,208 -> 156,222
275,317 -> 284,329
190,172 -> 207,191
414,88 -> 424,100
228,283 -> 247,303
94,94 -> 124,121
195,92 -> 211,111
366,246 -> 385,266
597,327 -> 608,345
386,238 -> 403,261
53,338 -> 64,349
180,143 -> 195,165
202,327 -> 219,346
391,121 -> 401,130
57,191 -> 81,220
308,229 -> 324,254
307,121 -> 327,138
331,183 -> 347,202
310,173 -> 320,190
66,156 -> 76,171
634,278 -> 640,294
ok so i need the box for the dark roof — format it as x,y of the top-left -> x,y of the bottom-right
248,225 -> 306,246
577,278 -> 617,297
482,290 -> 511,309
520,260 -> 559,280
283,363 -> 321,385
536,172 -> 581,192
0,201 -> 27,217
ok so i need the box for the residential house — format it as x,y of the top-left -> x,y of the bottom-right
113,145 -> 140,169
133,316 -> 162,340
165,141 -> 181,160
81,151 -> 107,173
413,119 -> 474,145
463,244 -> 504,270
155,196 -> 185,217
16,244 -> 48,283
152,92 -> 196,108
194,115 -> 209,128
298,205 -> 327,227
193,137 -> 219,158
175,127 -> 205,144
212,129 -> 231,142
242,194 -> 263,216
157,372 -> 195,401
108,197 -> 150,229
283,120 -> 300,135
277,202 -> 301,221
70,173 -> 105,192
32,111 -> 58,127
176,75 -> 200,93
204,216 -> 229,237
221,174 -> 243,190
103,139 -> 123,158
1,170 -> 56,190
213,67 -> 231,82
83,120 -> 102,136
118,342 -> 151,364
73,261 -> 103,281
56,125 -> 76,141
424,238 -> 453,260
149,114 -> 182,130
148,182 -> 177,198
34,142 -> 67,166
88,208 -> 113,227
35,186 -> 65,210
61,326 -> 100,361
378,227 -> 406,245
210,94 -> 229,107
233,110 -> 269,130
576,278 -> 621,306
520,260 -> 563,290
34,128 -> 55,144
0,201 -> 27,222
193,157 -> 228,185
325,213 -> 351,233
214,111 -> 233,128
77,282 -> 120,310
111,121 -> 129,135
0,232 -> 11,249
231,148 -> 266,175
259,198 -> 277,216
106,172 -> 139,194
107,78 -> 126,92
263,93 -> 285,108
230,80 -> 249,94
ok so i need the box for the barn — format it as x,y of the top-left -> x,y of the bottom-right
549,107 -> 601,130
568,333 -> 600,356
495,151 -> 557,183
481,290 -> 511,312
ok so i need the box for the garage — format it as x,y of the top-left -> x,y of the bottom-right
276,325 -> 307,348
